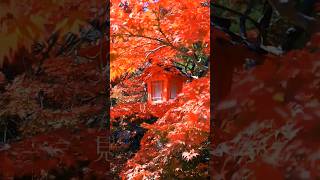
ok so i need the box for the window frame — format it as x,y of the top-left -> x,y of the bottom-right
151,80 -> 163,101
170,82 -> 178,99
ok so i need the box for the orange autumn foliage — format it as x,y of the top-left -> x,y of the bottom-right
110,1 -> 210,178
0,0 -> 106,67
110,0 -> 210,81
120,76 -> 210,179
212,33 -> 320,179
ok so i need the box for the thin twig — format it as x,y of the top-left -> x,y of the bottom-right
113,33 -> 186,55
145,45 -> 167,59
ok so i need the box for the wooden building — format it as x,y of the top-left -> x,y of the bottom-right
144,65 -> 188,104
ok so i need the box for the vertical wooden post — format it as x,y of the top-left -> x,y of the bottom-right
163,78 -> 168,101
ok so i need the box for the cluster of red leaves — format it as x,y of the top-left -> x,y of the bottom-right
0,40 -> 107,177
111,101 -> 176,122
0,1 -> 108,179
110,0 -> 209,80
111,76 -> 146,104
139,58 -> 185,81
212,33 -> 320,179
0,0 -> 106,66
0,56 -> 105,136
0,126 -> 108,179
120,75 -> 210,179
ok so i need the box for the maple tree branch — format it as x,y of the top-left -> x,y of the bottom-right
35,32 -> 59,75
145,45 -> 167,59
116,42 -> 154,57
114,33 -> 188,56
113,32 -> 210,77
154,10 -> 173,45
193,53 -> 209,70
117,22 -> 190,56
211,2 -> 261,30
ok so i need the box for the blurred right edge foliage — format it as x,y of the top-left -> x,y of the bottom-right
211,0 -> 320,179
212,0 -> 320,55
